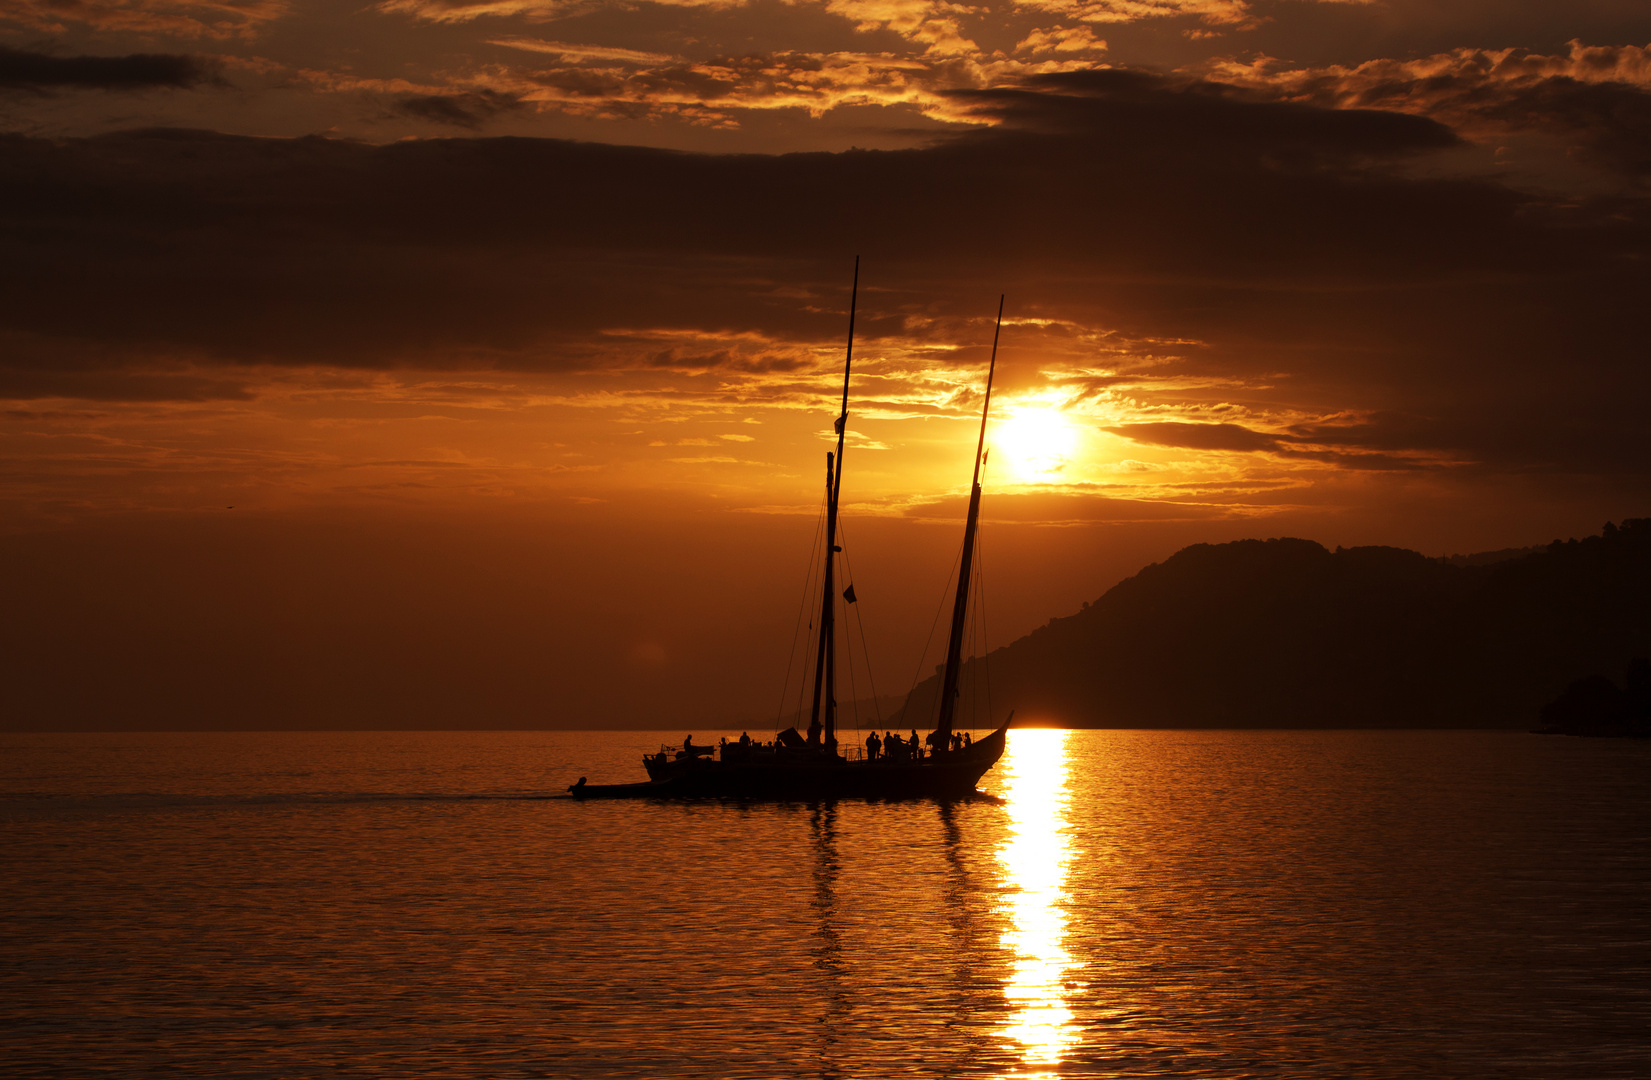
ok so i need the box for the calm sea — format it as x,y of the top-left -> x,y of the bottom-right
2,729 -> 1647,1079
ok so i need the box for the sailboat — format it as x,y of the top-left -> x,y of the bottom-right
569,268 -> 1011,800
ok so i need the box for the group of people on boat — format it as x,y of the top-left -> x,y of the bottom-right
864,729 -> 915,762
862,728 -> 973,762
669,727 -> 976,767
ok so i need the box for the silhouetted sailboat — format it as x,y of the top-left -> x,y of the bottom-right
569,270 -> 1010,800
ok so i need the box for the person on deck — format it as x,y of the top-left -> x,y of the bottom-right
739,732 -> 751,747
910,730 -> 922,760
865,731 -> 881,760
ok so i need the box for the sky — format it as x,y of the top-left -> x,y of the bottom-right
3,0 -> 1650,730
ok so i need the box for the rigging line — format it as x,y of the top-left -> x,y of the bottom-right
783,484 -> 831,731
831,543 -> 861,746
839,549 -> 861,742
850,577 -> 884,730
972,491 -> 991,734
791,488 -> 830,727
906,536 -> 964,727
834,516 -> 884,730
834,524 -> 859,744
964,465 -> 990,736
967,566 -> 983,732
793,564 -> 819,730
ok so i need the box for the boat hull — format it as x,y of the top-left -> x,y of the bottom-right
572,724 -> 1008,801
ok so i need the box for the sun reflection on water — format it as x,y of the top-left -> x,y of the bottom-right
997,727 -> 1078,1073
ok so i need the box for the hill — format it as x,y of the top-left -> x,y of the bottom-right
895,520 -> 1651,729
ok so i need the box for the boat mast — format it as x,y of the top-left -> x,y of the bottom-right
807,258 -> 858,750
932,295 -> 1003,746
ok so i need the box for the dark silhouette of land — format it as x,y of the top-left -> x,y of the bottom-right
1538,659 -> 1651,737
896,520 -> 1651,729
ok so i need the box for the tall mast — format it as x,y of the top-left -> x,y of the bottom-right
932,295 -> 1003,745
807,258 -> 858,750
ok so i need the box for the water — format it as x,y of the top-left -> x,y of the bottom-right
3,729 -> 1648,1078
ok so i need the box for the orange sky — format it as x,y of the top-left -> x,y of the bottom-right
4,1 -> 1650,728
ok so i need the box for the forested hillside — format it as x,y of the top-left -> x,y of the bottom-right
896,520 -> 1651,729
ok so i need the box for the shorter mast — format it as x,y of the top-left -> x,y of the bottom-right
931,296 -> 1004,747
807,258 -> 859,750
806,451 -> 834,745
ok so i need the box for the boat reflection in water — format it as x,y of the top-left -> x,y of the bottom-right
997,728 -> 1079,1073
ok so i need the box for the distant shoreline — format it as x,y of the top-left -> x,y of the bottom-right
2,725 -> 1548,734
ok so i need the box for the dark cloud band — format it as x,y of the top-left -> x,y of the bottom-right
1,70 -> 1648,479
0,47 -> 217,92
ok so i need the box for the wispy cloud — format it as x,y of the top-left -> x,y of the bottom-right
1014,25 -> 1108,55
390,89 -> 525,128
823,0 -> 979,57
1207,41 -> 1651,184
452,47 -> 1119,125
487,37 -> 676,66
1011,0 -> 1256,29
0,0 -> 290,39
375,0 -> 735,24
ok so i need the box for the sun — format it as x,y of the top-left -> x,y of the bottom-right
991,404 -> 1080,482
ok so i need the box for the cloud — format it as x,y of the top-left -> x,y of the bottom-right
1012,0 -> 1256,29
390,89 -> 525,128
0,47 -> 221,92
1105,419 -> 1454,471
823,0 -> 978,57
1,68 -> 1648,485
1218,40 -> 1651,100
0,365 -> 254,401
0,0 -> 289,39
487,38 -> 676,66
483,48 -> 991,124
376,0 -> 734,23
1014,25 -> 1108,55
384,0 -> 975,57
1209,41 -> 1651,184
950,67 -> 1460,158
1108,421 -> 1281,452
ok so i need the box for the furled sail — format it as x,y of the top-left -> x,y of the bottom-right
931,296 -> 1004,748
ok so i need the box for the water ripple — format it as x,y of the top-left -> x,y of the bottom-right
2,729 -> 1648,1078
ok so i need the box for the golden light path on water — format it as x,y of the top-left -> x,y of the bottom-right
996,728 -> 1079,1073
